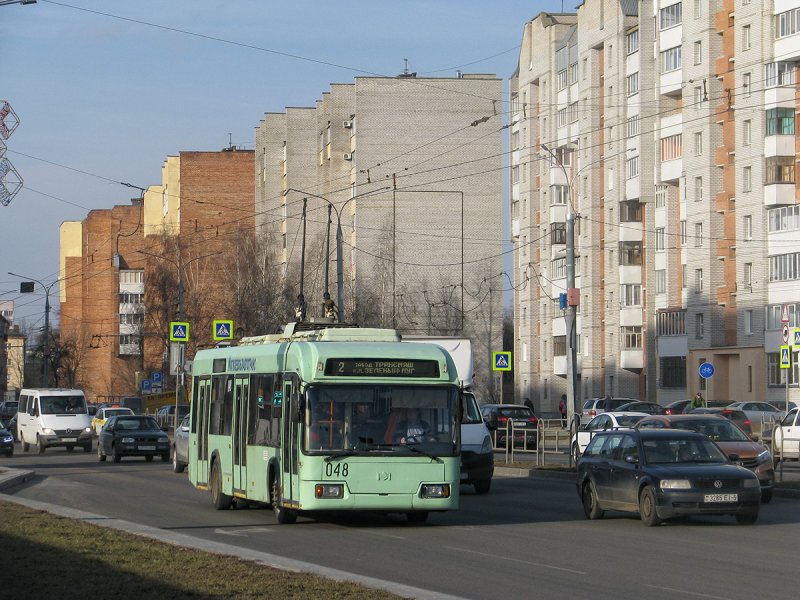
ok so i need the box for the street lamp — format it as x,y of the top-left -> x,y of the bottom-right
8,271 -> 56,386
285,187 -> 389,323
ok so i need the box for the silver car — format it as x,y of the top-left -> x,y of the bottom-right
172,414 -> 190,473
726,402 -> 785,429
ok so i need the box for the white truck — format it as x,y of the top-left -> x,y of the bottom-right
402,336 -> 494,494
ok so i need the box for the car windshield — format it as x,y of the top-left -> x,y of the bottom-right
671,419 -> 749,441
616,414 -> 646,427
114,417 -> 161,432
643,437 -> 728,464
40,395 -> 87,415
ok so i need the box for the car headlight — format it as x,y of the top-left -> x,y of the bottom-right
743,478 -> 760,488
480,435 -> 493,454
660,479 -> 691,490
121,437 -> 135,443
83,427 -> 92,434
757,449 -> 771,465
42,427 -> 54,435
2,435 -> 12,443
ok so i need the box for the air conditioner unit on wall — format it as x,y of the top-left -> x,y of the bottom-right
342,120 -> 353,129
343,153 -> 353,161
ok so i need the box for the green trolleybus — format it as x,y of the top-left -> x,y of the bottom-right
188,322 -> 461,523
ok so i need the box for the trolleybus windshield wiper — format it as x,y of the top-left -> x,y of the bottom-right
400,444 -> 442,462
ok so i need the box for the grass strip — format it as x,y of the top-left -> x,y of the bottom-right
0,500 -> 404,599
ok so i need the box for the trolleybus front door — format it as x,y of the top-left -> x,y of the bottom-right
194,378 -> 211,486
232,376 -> 249,495
280,376 -> 300,508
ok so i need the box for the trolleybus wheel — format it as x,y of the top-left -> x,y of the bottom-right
210,460 -> 232,510
271,478 -> 296,524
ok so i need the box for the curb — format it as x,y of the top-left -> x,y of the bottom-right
0,468 -> 35,492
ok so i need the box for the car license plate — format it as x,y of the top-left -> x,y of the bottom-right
704,493 -> 737,503
513,420 -> 528,427
62,438 -> 77,442
139,445 -> 155,451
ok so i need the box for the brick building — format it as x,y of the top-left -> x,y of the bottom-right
60,149 -> 254,402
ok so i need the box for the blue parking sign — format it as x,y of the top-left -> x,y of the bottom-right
152,372 -> 162,384
141,379 -> 152,393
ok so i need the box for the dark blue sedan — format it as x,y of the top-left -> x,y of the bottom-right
97,415 -> 170,463
577,429 -> 760,526
0,424 -> 13,457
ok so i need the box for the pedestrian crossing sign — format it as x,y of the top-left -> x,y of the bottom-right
780,345 -> 792,369
492,351 -> 512,372
213,320 -> 234,341
792,328 -> 800,349
170,321 -> 190,342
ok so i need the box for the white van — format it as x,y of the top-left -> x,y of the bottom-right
460,391 -> 494,494
17,388 -> 93,453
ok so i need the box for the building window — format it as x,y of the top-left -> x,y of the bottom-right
626,28 -> 640,54
511,165 -> 520,184
661,356 -> 687,388
682,269 -> 687,289
765,62 -> 796,87
742,24 -> 751,50
743,215 -> 753,240
743,72 -> 751,96
557,68 -> 568,91
694,222 -> 703,247
768,351 -> 799,386
694,176 -> 703,202
120,270 -> 144,284
767,303 -> 800,329
769,252 -> 800,282
552,185 -> 569,205
695,268 -> 703,292
619,241 -> 643,265
622,326 -> 643,349
693,40 -> 702,64
655,184 -> 668,208
552,257 -> 567,279
765,157 -> 796,185
619,199 -> 642,222
569,62 -> 579,84
661,46 -> 682,73
655,269 -> 667,294
695,313 -> 704,339
551,222 -> 566,245
744,262 -> 753,289
620,284 -> 642,307
744,310 -> 753,335
776,7 -> 800,39
680,220 -> 687,246
768,205 -> 800,233
626,155 -> 639,179
660,2 -> 683,29
569,101 -> 579,123
743,166 -> 752,192
693,131 -> 703,156
660,134 -> 682,161
655,227 -> 666,251
626,72 -> 639,96
627,114 -> 640,138
743,120 -> 752,145
766,107 -> 795,136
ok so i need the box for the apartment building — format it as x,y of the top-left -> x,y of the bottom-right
60,149 -> 254,402
511,0 -> 800,413
255,74 -> 504,397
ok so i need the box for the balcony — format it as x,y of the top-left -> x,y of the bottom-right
511,219 -> 520,238
765,135 -> 795,158
660,158 -> 682,183
554,354 -> 582,377
620,349 -> 644,372
764,184 -> 795,207
764,86 -> 796,108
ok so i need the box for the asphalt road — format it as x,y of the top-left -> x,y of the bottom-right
3,447 -> 800,600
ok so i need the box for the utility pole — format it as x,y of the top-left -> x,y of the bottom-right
540,144 -> 579,438
9,272 -> 55,386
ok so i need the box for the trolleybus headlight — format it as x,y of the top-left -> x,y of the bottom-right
420,484 -> 450,498
315,483 -> 343,499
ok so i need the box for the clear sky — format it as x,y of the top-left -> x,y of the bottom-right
1,0 -> 555,328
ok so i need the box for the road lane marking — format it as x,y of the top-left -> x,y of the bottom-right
443,545 -> 586,575
644,584 -> 733,600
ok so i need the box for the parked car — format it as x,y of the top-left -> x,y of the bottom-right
577,428 -> 761,526
772,407 -> 800,462
725,402 -> 785,428
172,414 -> 190,473
97,415 -> 170,463
664,400 -> 691,415
579,397 -> 637,424
690,407 -> 754,438
480,404 -> 538,448
571,411 -> 649,462
615,401 -> 667,416
156,404 -> 190,428
0,423 -> 14,457
2,414 -> 17,441
0,400 -> 19,421
636,413 -> 774,503
91,407 -> 135,435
